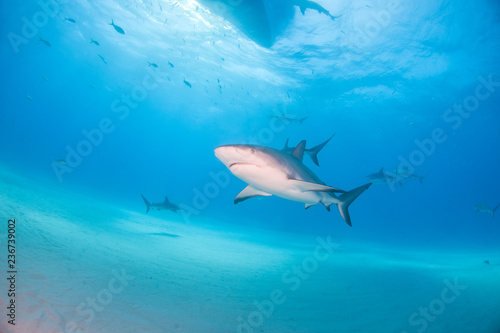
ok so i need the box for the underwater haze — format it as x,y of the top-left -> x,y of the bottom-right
1,0 -> 500,332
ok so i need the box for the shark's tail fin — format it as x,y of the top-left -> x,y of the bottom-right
309,134 -> 335,166
493,203 -> 500,218
337,183 -> 372,226
141,194 -> 151,213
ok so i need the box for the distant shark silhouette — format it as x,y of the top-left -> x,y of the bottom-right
366,168 -> 396,184
197,0 -> 338,48
474,202 -> 500,218
141,195 -> 182,213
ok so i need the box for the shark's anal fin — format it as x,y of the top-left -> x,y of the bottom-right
288,179 -> 346,193
291,140 -> 306,162
234,185 -> 272,204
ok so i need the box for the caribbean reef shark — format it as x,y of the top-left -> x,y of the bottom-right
282,134 -> 334,166
215,141 -> 371,226
141,195 -> 182,213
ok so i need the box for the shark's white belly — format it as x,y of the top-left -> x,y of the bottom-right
230,164 -> 325,204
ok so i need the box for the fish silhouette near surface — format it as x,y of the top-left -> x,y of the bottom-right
110,19 -> 125,34
97,54 -> 107,64
90,38 -> 100,46
39,37 -> 51,47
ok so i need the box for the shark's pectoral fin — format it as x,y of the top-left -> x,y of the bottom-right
234,185 -> 272,204
288,179 -> 346,193
305,203 -> 317,209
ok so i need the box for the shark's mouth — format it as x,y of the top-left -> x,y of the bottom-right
229,163 -> 260,169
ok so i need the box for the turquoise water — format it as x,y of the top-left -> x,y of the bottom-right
1,0 -> 500,332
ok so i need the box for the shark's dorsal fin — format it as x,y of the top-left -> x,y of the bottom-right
164,196 -> 170,203
291,140 -> 306,161
234,185 -> 272,204
379,167 -> 384,174
288,179 -> 346,193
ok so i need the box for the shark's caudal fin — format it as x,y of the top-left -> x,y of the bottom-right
492,203 -> 500,218
141,194 -> 151,213
337,183 -> 372,226
309,134 -> 335,166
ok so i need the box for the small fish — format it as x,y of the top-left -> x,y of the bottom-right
89,85 -> 96,89
64,17 -> 76,23
148,62 -> 158,68
97,54 -> 107,64
168,61 -> 174,68
183,78 -> 192,88
39,37 -> 51,47
25,95 -> 33,101
221,57 -> 225,61
42,76 -> 49,81
90,38 -> 100,46
484,260 -> 490,265
55,159 -> 67,165
110,19 -> 125,34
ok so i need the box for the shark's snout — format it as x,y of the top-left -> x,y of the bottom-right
215,145 -> 257,169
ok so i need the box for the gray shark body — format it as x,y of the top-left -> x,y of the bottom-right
215,141 -> 371,226
141,195 -> 182,213
475,202 -> 500,218
282,134 -> 334,166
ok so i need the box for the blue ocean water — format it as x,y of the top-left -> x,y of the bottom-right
1,0 -> 500,332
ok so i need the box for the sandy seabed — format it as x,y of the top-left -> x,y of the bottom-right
0,168 -> 499,333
